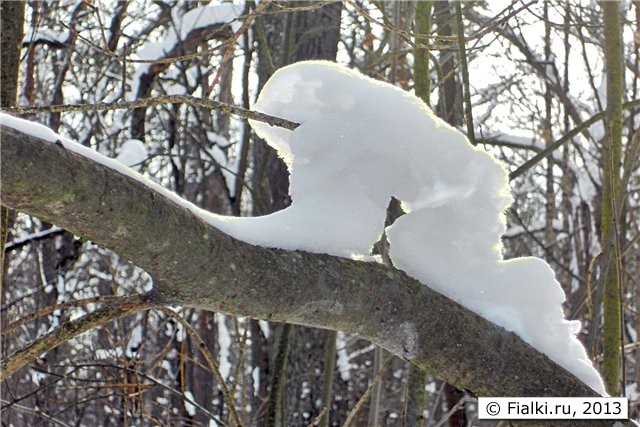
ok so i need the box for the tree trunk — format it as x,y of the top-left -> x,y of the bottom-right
413,1 -> 432,107
600,0 -> 624,396
253,3 -> 343,424
0,0 -> 24,300
319,330 -> 337,427
433,1 -> 462,126
433,3 -> 467,423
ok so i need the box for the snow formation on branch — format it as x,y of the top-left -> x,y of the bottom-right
211,61 -> 606,395
0,61 -> 606,395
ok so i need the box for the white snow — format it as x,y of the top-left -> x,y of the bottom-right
209,61 -> 606,394
126,324 -> 143,357
180,3 -> 242,37
115,139 -> 147,170
336,332 -> 352,381
183,390 -> 196,416
252,367 -> 260,396
0,61 -> 606,395
216,314 -> 232,380
209,144 -> 237,197
129,3 -> 243,98
207,131 -> 232,148
258,320 -> 270,339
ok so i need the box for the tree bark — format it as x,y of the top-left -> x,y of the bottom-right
0,124 -> 604,403
600,0 -> 624,396
252,4 -> 344,424
0,0 -> 24,298
413,1 -> 432,107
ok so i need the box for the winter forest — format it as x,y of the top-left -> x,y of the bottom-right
0,0 -> 639,426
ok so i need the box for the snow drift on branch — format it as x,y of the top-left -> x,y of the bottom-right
210,61 -> 606,395
0,61 -> 606,395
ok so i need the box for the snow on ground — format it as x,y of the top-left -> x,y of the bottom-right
0,61 -> 606,395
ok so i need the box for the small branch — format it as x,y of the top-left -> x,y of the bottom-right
4,227 -> 65,253
4,95 -> 300,131
509,98 -> 640,181
206,0 -> 273,97
0,294 -> 157,380
158,307 -> 243,427
1,295 -> 125,336
478,137 -> 542,152
341,354 -> 394,427
433,395 -> 473,427
308,407 -> 327,427
0,399 -> 72,427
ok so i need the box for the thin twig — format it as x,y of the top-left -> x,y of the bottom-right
4,95 -> 300,131
433,395 -> 472,427
509,99 -> 640,180
341,353 -> 393,427
308,407 -> 328,427
347,0 -> 536,50
158,307 -> 243,427
0,399 -> 72,427
1,295 -> 125,336
1,294 -> 156,380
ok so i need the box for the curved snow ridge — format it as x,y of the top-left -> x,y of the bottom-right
212,61 -> 605,395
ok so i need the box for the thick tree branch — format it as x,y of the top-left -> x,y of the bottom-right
0,125 -> 602,401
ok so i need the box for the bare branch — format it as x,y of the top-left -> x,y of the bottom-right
509,99 -> 640,181
158,307 -> 242,427
4,95 -> 300,130
0,294 -> 156,380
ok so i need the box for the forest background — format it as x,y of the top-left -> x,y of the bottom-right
1,1 -> 639,426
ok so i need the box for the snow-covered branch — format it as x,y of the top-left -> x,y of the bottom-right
0,124 -> 602,400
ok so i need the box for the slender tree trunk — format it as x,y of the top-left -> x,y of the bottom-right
0,0 -> 24,301
0,1 -> 23,105
600,0 -> 624,396
266,323 -> 292,427
253,3 -> 343,424
414,1 -> 432,107
319,330 -> 337,427
404,365 -> 427,427
434,1 -> 462,126
405,6 -> 433,424
367,346 -> 385,426
543,1 -> 556,254
433,3 -> 467,424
